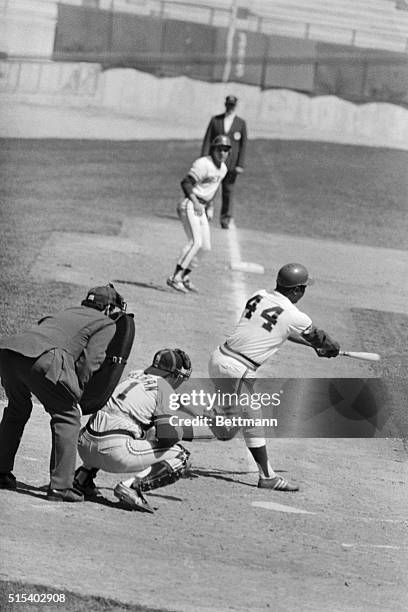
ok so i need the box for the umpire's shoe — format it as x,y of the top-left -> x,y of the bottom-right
258,476 -> 299,492
47,487 -> 84,502
114,481 -> 154,513
0,472 -> 17,491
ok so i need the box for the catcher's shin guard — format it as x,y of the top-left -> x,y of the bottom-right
137,446 -> 191,492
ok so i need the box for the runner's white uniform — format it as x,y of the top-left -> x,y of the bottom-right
177,155 -> 227,270
77,371 -> 183,474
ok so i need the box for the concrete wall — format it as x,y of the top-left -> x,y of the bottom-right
1,60 -> 408,149
100,67 -> 408,148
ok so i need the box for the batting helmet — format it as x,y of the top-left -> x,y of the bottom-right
210,135 -> 231,149
276,263 -> 313,288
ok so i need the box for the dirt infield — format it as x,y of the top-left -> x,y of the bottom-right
1,215 -> 407,611
0,137 -> 407,611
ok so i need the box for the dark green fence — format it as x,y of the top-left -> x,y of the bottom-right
53,3 -> 408,106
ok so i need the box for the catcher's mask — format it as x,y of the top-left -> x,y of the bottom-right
145,348 -> 192,389
81,283 -> 127,315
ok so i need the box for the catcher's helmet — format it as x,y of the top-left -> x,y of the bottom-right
82,283 -> 127,312
145,348 -> 192,387
210,135 -> 231,149
276,263 -> 313,288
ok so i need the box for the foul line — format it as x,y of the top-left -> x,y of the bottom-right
226,222 -> 250,314
225,224 -> 259,471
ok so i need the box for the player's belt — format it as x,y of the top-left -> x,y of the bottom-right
220,343 -> 260,371
85,422 -> 138,440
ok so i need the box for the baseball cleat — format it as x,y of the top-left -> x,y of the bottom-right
183,278 -> 199,293
0,472 -> 17,491
257,476 -> 299,491
166,277 -> 188,294
114,481 -> 154,513
73,467 -> 100,498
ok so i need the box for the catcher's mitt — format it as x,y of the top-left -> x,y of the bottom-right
80,312 -> 135,415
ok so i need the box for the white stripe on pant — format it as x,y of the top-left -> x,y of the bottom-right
208,346 -> 265,448
77,428 -> 184,474
177,198 -> 211,270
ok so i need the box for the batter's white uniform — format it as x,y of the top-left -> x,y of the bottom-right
177,155 -> 227,270
77,370 -> 184,474
208,289 -> 313,443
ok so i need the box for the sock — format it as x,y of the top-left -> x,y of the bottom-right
248,446 -> 277,479
76,466 -> 98,485
122,477 -> 135,488
182,268 -> 191,279
134,467 -> 151,479
173,265 -> 184,281
123,467 -> 152,489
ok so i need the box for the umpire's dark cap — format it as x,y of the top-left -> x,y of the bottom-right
225,95 -> 238,106
145,349 -> 184,377
82,284 -> 120,311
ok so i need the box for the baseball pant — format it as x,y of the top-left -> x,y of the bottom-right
0,349 -> 81,489
220,170 -> 237,221
208,346 -> 265,446
177,198 -> 211,270
77,428 -> 184,474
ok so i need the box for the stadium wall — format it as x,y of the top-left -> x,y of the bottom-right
1,61 -> 408,149
101,67 -> 408,148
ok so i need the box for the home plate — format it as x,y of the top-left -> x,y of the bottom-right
230,261 -> 265,274
252,501 -> 316,514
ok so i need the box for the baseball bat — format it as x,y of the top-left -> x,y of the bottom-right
289,336 -> 380,362
339,351 -> 380,362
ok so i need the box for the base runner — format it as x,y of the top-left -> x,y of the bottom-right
167,135 -> 231,294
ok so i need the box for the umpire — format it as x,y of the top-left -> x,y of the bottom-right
201,95 -> 248,229
0,284 -> 126,502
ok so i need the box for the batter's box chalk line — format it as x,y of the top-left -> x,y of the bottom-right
230,261 -> 265,274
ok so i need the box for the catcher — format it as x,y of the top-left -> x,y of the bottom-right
74,348 -> 192,513
208,263 -> 340,491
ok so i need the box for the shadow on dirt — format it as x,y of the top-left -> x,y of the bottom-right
113,279 -> 169,292
189,467 -> 257,487
13,482 -> 129,509
154,213 -> 179,221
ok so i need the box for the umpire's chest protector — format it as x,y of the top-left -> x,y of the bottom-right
80,312 -> 135,415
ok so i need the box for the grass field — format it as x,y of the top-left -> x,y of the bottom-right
1,137 -> 407,332
0,137 -> 407,611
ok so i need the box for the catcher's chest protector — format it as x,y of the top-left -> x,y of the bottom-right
80,312 -> 135,415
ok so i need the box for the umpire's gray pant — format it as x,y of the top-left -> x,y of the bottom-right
0,349 -> 81,489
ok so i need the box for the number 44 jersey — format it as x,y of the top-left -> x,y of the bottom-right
226,289 -> 313,366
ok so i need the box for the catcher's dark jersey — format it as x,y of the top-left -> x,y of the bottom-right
0,306 -> 115,400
